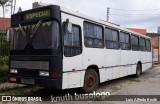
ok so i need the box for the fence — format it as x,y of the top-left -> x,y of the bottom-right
0,33 -> 9,56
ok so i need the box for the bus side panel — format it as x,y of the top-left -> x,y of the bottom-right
61,12 -> 85,89
120,50 -> 132,77
131,51 -> 140,74
106,49 -> 120,79
140,51 -> 147,72
144,51 -> 148,71
62,71 -> 85,89
99,68 -> 106,83
147,51 -> 152,69
83,48 -> 106,83
105,68 -> 113,81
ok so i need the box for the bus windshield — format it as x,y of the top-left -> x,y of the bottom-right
11,21 -> 59,50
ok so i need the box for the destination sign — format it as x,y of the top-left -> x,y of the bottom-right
24,9 -> 51,20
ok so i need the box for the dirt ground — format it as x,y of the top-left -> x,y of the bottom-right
0,64 -> 160,104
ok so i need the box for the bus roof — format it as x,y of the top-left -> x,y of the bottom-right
60,6 -> 151,39
11,5 -> 151,39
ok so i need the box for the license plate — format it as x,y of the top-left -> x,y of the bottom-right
21,78 -> 34,84
9,77 -> 16,82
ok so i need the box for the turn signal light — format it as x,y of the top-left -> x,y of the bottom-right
51,71 -> 58,77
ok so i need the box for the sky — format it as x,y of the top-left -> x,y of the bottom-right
0,0 -> 160,33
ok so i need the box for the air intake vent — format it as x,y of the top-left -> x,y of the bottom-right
11,61 -> 49,70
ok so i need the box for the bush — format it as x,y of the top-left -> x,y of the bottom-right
0,56 -> 8,65
0,34 -> 9,56
0,65 -> 8,82
0,76 -> 7,82
0,65 -> 8,77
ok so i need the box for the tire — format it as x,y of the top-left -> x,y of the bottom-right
135,63 -> 141,77
82,69 -> 99,93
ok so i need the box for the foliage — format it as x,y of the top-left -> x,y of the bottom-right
0,65 -> 8,77
0,65 -> 8,82
0,0 -> 16,17
7,0 -> 16,15
0,34 -> 9,56
0,56 -> 8,65
0,0 -> 10,17
0,76 -> 7,82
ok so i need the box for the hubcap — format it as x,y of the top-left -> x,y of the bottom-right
86,75 -> 95,88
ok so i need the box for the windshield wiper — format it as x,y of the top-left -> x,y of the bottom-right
19,24 -> 26,36
30,20 -> 42,38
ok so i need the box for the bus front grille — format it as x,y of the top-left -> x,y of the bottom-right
10,61 -> 49,70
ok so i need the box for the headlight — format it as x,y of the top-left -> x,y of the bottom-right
10,69 -> 18,74
39,71 -> 49,76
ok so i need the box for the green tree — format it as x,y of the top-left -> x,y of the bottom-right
9,0 -> 16,15
0,0 -> 10,18
0,34 -> 9,56
13,0 -> 16,14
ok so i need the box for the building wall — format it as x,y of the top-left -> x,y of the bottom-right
151,37 -> 160,62
146,33 -> 160,62
126,28 -> 147,35
0,18 -> 11,34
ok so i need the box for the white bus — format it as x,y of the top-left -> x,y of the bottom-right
8,5 -> 152,93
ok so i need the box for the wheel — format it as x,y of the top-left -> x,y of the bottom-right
82,69 -> 99,93
135,63 -> 141,77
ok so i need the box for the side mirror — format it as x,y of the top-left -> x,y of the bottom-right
67,22 -> 72,34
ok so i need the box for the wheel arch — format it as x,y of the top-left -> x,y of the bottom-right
137,61 -> 142,72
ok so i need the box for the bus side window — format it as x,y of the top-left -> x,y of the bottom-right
131,35 -> 139,51
105,28 -> 119,49
64,23 -> 82,56
119,32 -> 131,50
146,39 -> 151,52
83,21 -> 103,48
140,38 -> 146,51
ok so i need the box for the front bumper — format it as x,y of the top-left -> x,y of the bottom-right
8,75 -> 62,89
